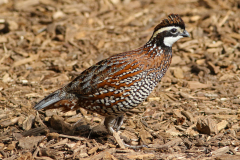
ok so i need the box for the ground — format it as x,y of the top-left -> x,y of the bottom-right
0,0 -> 240,159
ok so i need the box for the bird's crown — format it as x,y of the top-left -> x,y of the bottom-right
154,14 -> 185,32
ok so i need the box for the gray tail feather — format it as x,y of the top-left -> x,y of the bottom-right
34,90 -> 62,110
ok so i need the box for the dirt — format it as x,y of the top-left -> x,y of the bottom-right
0,0 -> 240,159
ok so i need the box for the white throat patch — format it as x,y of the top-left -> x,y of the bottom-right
163,36 -> 183,47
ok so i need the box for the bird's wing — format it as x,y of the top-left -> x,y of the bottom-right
63,47 -> 146,96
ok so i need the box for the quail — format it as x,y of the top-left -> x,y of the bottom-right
34,14 -> 190,148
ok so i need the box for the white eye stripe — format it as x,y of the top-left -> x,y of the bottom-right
150,26 -> 181,41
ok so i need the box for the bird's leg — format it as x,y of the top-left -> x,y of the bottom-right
104,115 -> 147,149
104,115 -> 116,134
113,115 -> 124,132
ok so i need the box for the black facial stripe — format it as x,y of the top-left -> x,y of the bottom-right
154,30 -> 179,46
164,31 -> 179,37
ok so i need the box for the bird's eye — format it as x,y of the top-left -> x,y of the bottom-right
170,28 -> 177,33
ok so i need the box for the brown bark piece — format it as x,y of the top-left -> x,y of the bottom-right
83,148 -> 115,160
187,81 -> 211,89
113,131 -> 125,149
211,146 -> 229,157
139,130 -> 152,144
196,117 -> 218,135
18,136 -> 45,150
148,137 -> 182,149
126,153 -> 155,159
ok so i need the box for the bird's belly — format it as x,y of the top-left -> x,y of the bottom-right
78,77 -> 157,116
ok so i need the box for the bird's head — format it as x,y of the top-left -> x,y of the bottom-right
149,14 -> 190,47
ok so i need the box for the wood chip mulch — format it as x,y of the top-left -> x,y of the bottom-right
0,0 -> 240,159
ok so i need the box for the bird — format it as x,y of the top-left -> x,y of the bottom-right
34,14 -> 190,148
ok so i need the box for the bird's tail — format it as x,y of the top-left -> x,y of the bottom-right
34,89 -> 77,112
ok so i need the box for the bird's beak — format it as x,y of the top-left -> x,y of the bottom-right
181,30 -> 190,37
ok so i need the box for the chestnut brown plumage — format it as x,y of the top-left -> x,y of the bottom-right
34,14 -> 190,148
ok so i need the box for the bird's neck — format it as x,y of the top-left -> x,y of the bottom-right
143,40 -> 172,58
141,41 -> 172,83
